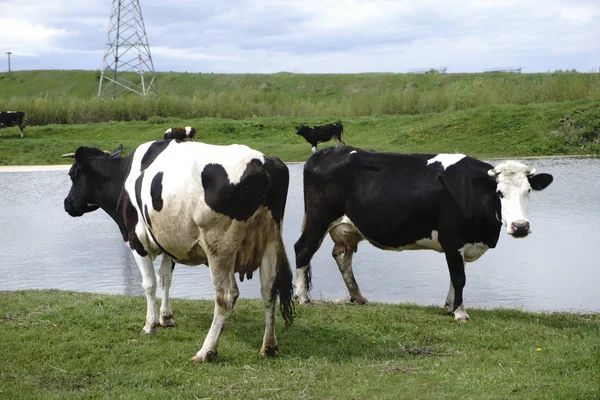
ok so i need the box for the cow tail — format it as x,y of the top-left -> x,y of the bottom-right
275,235 -> 295,327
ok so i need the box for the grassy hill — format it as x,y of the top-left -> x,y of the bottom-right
0,70 -> 599,162
1,70 -> 599,123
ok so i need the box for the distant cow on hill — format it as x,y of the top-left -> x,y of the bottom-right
0,111 -> 25,138
296,123 -> 344,153
164,126 -> 196,141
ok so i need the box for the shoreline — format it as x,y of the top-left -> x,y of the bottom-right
1,154 -> 597,173
0,165 -> 71,172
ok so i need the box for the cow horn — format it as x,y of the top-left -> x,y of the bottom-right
527,167 -> 536,176
487,168 -> 499,177
61,152 -> 76,158
103,150 -> 112,155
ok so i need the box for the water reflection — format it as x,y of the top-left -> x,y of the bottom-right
0,158 -> 598,313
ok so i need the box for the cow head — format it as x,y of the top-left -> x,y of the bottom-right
295,125 -> 309,136
185,126 -> 197,141
61,144 -> 123,217
488,161 -> 553,238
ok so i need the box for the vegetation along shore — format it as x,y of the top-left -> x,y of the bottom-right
0,70 -> 599,164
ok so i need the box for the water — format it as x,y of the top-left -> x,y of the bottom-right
1,158 -> 598,313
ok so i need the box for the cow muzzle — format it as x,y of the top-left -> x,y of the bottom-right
509,220 -> 531,238
64,198 -> 98,217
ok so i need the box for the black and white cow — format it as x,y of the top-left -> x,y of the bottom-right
164,126 -> 196,141
0,111 -> 25,138
296,123 -> 344,154
62,140 -> 294,361
294,146 -> 553,322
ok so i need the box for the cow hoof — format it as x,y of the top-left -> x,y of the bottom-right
295,296 -> 313,305
453,313 -> 470,323
191,350 -> 217,363
160,316 -> 175,327
349,296 -> 368,305
260,345 -> 279,357
140,323 -> 159,335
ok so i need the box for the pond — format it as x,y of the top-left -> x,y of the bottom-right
0,157 -> 598,313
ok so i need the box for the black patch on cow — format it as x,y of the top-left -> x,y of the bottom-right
118,189 -> 148,257
201,160 -> 269,221
144,204 -> 152,228
261,157 -> 289,226
140,141 -> 170,171
133,171 -> 179,261
150,172 -> 164,211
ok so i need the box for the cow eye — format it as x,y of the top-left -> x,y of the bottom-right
497,190 -> 504,199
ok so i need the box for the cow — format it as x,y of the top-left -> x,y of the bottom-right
296,123 -> 344,154
61,140 -> 294,362
0,111 -> 25,138
164,126 -> 196,141
294,146 -> 553,322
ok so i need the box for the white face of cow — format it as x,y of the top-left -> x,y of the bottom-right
488,161 -> 553,238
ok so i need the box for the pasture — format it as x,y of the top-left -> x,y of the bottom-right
1,71 -> 599,399
0,290 -> 598,399
0,100 -> 599,165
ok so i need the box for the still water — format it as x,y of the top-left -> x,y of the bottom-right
0,158 -> 598,313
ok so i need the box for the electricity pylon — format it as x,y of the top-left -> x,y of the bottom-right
98,0 -> 159,99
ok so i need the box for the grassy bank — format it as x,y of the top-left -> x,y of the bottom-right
0,290 -> 598,399
1,70 -> 600,124
1,100 -> 599,165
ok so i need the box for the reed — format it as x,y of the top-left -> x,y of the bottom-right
1,70 -> 599,125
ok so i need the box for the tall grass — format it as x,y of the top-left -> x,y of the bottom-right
1,71 -> 599,125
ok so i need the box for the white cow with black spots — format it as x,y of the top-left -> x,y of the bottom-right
62,140 -> 294,362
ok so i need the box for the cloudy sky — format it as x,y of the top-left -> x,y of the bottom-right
1,0 -> 598,74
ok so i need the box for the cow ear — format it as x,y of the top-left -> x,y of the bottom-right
109,144 -> 123,159
529,173 -> 553,191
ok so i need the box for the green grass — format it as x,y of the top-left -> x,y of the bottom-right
1,100 -> 599,165
1,70 -> 600,124
1,290 -> 598,399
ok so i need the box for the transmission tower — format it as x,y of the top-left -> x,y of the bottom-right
98,0 -> 158,99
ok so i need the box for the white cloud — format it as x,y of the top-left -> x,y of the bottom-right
0,0 -> 598,72
0,19 -> 67,55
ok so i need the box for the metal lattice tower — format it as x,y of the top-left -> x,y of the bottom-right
98,0 -> 158,99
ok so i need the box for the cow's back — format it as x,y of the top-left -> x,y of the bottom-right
125,141 -> 274,265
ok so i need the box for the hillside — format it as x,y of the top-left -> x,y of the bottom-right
1,70 -> 599,123
0,70 -> 599,162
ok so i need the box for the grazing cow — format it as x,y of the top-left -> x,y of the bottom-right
62,140 -> 294,361
164,126 -> 196,141
294,147 -> 553,322
296,123 -> 344,154
0,111 -> 25,138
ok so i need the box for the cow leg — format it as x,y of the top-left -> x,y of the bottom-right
444,281 -> 455,314
18,124 -> 24,138
259,241 -> 279,357
158,255 -> 175,327
330,224 -> 366,304
192,253 -> 238,363
445,250 -> 469,322
133,252 -> 160,334
294,220 -> 329,304
311,145 -> 317,154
